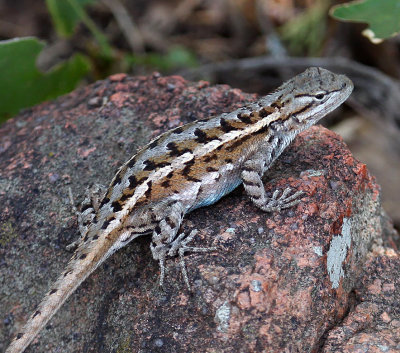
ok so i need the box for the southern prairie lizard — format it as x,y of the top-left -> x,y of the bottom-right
5,67 -> 353,353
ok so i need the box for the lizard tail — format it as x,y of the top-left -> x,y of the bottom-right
5,243 -> 109,353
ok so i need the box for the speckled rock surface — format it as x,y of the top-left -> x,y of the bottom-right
0,73 -> 398,353
323,248 -> 400,353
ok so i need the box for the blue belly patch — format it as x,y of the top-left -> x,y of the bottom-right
189,178 -> 242,212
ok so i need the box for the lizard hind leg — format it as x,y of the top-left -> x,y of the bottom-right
150,201 -> 217,290
67,183 -> 107,251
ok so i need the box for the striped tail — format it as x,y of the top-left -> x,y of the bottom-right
5,243 -> 109,353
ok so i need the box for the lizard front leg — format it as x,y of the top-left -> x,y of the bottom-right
241,153 -> 304,212
150,201 -> 216,290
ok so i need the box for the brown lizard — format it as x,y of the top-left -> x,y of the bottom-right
5,67 -> 353,353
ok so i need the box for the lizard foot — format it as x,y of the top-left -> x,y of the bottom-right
260,187 -> 304,212
66,184 -> 107,251
156,230 -> 217,290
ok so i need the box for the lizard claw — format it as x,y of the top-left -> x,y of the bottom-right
166,230 -> 217,290
261,187 -> 304,212
66,240 -> 79,252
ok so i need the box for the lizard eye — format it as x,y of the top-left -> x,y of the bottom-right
315,93 -> 325,100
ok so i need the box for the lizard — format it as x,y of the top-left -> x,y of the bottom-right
5,67 -> 353,353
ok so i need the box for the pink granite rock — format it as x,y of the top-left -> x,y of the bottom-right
0,73 -> 398,353
323,250 -> 400,353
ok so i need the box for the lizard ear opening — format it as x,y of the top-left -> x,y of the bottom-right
314,92 -> 325,100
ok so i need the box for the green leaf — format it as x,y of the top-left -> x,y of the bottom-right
46,0 -> 112,57
164,47 -> 198,69
0,37 -> 90,121
330,0 -> 400,43
125,46 -> 198,72
46,0 -> 94,37
279,0 -> 330,56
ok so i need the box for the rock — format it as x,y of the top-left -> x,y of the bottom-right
0,73 -> 398,353
323,248 -> 400,353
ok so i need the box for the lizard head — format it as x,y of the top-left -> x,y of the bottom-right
275,67 -> 353,132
